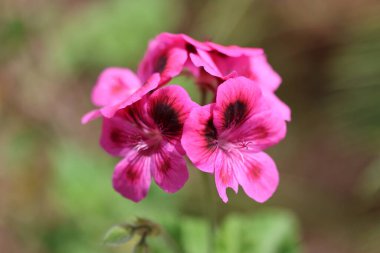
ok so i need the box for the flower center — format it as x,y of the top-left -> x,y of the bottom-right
136,129 -> 163,156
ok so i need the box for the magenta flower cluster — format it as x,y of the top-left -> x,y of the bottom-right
82,33 -> 290,203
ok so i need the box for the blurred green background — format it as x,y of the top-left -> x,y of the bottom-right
1,0 -> 380,252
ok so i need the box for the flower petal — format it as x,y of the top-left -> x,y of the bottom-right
151,142 -> 188,193
234,151 -> 279,203
262,89 -> 291,121
249,54 -> 282,92
182,104 -> 218,173
100,73 -> 160,118
206,41 -> 263,57
112,152 -> 151,202
222,110 -> 287,151
91,67 -> 142,107
147,85 -> 196,140
214,54 -> 251,79
180,33 -> 210,51
189,49 -> 223,78
100,114 -> 142,157
81,109 -> 101,124
159,47 -> 187,84
213,77 -> 265,131
214,152 -> 239,203
138,33 -> 187,85
199,44 -> 281,92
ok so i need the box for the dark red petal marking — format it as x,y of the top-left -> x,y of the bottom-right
125,167 -> 141,183
125,157 -> 143,183
204,117 -> 218,148
154,55 -> 167,73
117,102 -> 148,128
185,43 -> 197,54
248,165 -> 262,181
223,100 -> 248,129
155,151 -> 171,175
251,125 -> 269,139
219,166 -> 230,185
110,129 -> 129,146
150,101 -> 181,138
159,159 -> 171,175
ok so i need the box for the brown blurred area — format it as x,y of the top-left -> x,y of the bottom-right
1,0 -> 380,253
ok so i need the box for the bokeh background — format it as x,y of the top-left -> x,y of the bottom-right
1,0 -> 380,252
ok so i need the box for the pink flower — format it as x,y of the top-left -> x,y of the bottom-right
81,67 -> 161,124
189,47 -> 291,121
138,33 -> 210,86
189,41 -> 282,89
182,77 -> 286,203
101,85 -> 196,202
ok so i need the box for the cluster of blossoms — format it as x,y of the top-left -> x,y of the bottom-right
82,33 -> 290,203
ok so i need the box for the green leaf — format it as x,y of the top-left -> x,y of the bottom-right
103,225 -> 133,247
180,217 -> 210,253
216,213 -> 242,253
217,209 -> 301,253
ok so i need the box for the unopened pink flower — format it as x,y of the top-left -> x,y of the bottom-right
101,85 -> 196,202
182,77 -> 286,203
81,68 -> 161,124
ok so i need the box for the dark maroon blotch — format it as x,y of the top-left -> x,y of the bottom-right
185,43 -> 197,54
204,117 -> 217,148
151,101 -> 182,138
223,100 -> 247,128
125,166 -> 141,183
154,55 -> 167,73
111,130 -> 127,145
158,154 -> 171,175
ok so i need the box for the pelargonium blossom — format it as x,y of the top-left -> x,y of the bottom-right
189,44 -> 291,121
82,32 -> 290,204
101,85 -> 196,202
192,42 -> 280,91
182,77 -> 286,203
138,33 -> 210,86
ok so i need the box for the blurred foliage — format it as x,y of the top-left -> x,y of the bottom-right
180,217 -> 210,253
328,13 -> 380,149
357,156 -> 380,203
47,0 -> 184,75
0,18 -> 27,62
